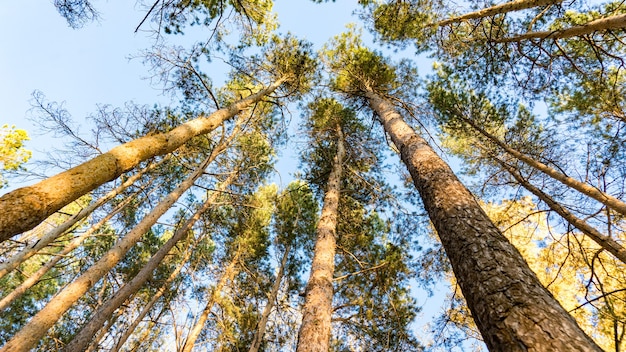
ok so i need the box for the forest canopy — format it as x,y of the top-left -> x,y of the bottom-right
0,0 -> 625,351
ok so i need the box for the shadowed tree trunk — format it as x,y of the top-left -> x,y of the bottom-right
0,79 -> 285,242
364,89 -> 602,351
436,0 -> 562,27
296,125 -> 345,352
65,168 -> 236,352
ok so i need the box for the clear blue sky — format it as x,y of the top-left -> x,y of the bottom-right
0,1 -> 465,349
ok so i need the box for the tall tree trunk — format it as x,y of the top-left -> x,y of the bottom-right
111,241 -> 196,352
494,156 -> 626,264
296,125 -> 345,352
496,13 -> 626,42
436,0 -> 562,27
0,78 -> 285,242
180,253 -> 241,352
248,244 -> 291,352
0,146 -> 222,352
364,90 -> 602,351
463,117 -> 626,217
0,159 -> 162,279
65,167 -> 236,352
0,184 -> 148,311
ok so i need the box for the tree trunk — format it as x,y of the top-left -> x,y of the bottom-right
180,253 -> 241,352
0,184 -> 147,311
0,79 -> 285,242
65,168 -> 235,352
248,244 -> 291,352
436,0 -> 562,27
495,156 -> 626,264
496,13 -> 626,42
463,117 -> 626,217
296,125 -> 345,352
0,159 -> 161,279
0,147 -> 221,352
364,90 -> 602,351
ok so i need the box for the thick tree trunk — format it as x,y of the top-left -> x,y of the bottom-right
463,117 -> 626,217
495,157 -> 626,264
365,90 -> 602,351
496,13 -> 626,42
0,149 -> 220,352
0,79 -> 285,242
180,253 -> 240,352
296,126 -> 345,352
65,168 -> 235,352
248,244 -> 291,352
436,0 -> 562,27
0,185 -> 146,311
0,159 -> 160,279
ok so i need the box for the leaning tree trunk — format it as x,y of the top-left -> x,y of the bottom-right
436,0 -> 562,27
462,117 -> 626,217
364,90 -> 602,351
494,156 -> 626,264
249,244 -> 291,352
65,167 -> 235,352
296,125 -> 345,352
0,146 -> 222,352
0,78 -> 285,242
496,13 -> 626,42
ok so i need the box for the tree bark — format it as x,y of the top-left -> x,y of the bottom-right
0,159 -> 161,280
0,184 -> 146,311
0,79 -> 285,242
496,13 -> 626,42
436,0 -> 562,27
0,147 -> 221,352
296,125 -> 345,352
463,117 -> 626,217
248,244 -> 291,352
495,156 -> 626,264
364,90 -> 602,351
65,167 -> 235,352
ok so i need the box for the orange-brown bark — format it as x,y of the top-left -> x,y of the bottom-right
296,126 -> 345,352
365,90 -> 602,351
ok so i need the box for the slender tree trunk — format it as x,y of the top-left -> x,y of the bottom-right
436,0 -> 562,27
495,156 -> 626,264
463,117 -> 626,217
0,147 -> 222,352
111,242 -> 196,352
364,90 -> 602,351
180,253 -> 241,352
496,13 -> 626,42
0,79 -> 285,242
0,159 -> 161,279
0,184 -> 148,311
248,244 -> 291,352
296,125 -> 345,352
65,168 -> 236,352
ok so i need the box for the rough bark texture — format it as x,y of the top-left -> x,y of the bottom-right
497,157 -> 626,264
464,118 -> 626,217
0,152 -> 217,352
296,126 -> 345,352
365,90 -> 602,351
437,0 -> 562,27
0,79 -> 284,242
496,13 -> 626,42
64,170 -> 232,352
249,245 -> 290,352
